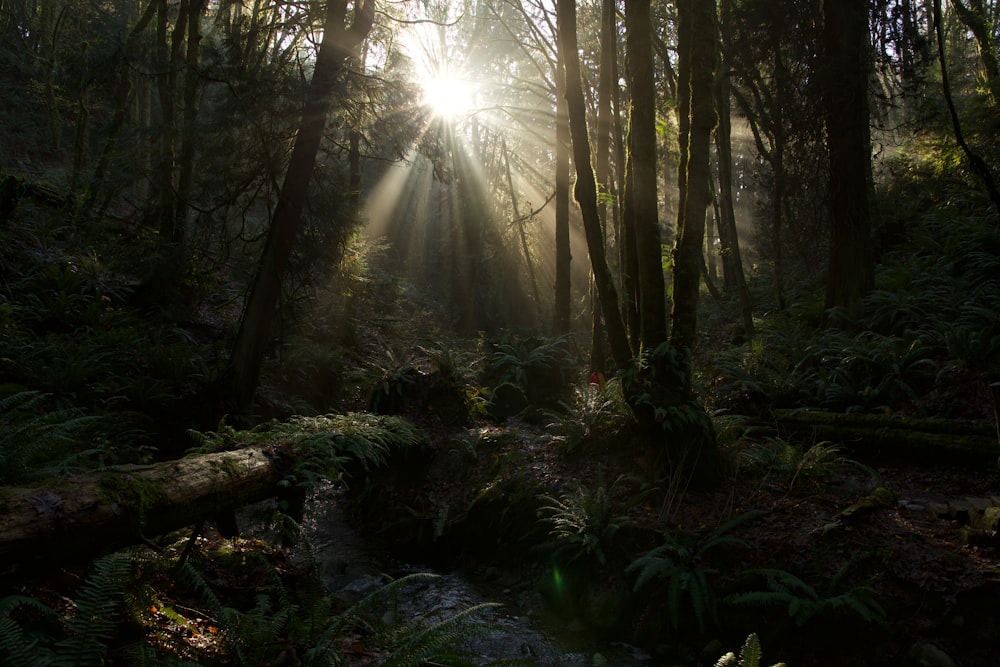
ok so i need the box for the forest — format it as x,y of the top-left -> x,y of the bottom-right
1,0 -> 999,664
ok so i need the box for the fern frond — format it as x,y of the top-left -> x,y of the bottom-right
0,595 -> 59,666
376,602 -> 500,667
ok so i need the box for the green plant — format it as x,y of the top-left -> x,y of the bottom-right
537,474 -> 645,568
484,334 -> 574,406
0,548 -> 156,666
358,347 -> 420,415
726,567 -> 886,630
1,525 -> 503,667
627,510 -> 766,634
714,633 -> 787,667
188,412 -> 425,490
738,439 -> 874,495
0,390 -> 106,483
542,378 -> 631,453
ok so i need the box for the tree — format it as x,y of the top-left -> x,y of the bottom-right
560,0 -> 720,487
671,0 -> 717,354
714,0 -> 754,337
822,0 -> 875,317
934,0 -> 1000,218
226,0 -> 375,414
554,37 -> 572,335
949,0 -> 1000,105
556,0 -> 632,370
624,0 -> 668,349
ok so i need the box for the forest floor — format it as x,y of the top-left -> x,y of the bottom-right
349,415 -> 1000,667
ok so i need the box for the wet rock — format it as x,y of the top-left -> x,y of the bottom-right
908,642 -> 957,667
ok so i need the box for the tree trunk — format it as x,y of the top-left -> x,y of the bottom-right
225,0 -> 374,414
0,445 -> 288,570
949,0 -> 1000,105
625,0 -> 668,349
933,0 -> 1000,220
591,0 -> 616,372
503,137 -> 543,323
713,3 -> 754,336
671,0 -> 717,354
554,49 -> 572,336
557,0 -> 632,370
823,0 -> 875,318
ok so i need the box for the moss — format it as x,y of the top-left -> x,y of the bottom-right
98,473 -> 168,530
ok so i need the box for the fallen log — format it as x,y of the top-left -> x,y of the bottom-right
0,444 -> 291,573
771,409 -> 998,462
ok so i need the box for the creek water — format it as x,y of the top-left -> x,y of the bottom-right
297,483 -> 661,666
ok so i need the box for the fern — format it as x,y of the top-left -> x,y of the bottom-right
375,602 -> 500,667
627,510 -> 766,633
0,548 -> 157,666
0,390 -> 104,483
56,549 -> 148,663
714,633 -> 787,667
0,595 -> 60,666
188,412 -> 425,490
726,567 -> 886,628
538,473 -> 648,569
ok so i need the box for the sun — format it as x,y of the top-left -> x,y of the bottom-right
419,69 -> 476,121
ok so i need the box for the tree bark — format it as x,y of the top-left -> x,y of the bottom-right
557,0 -> 633,370
823,0 -> 875,318
554,48 -> 572,336
591,0 -> 617,372
714,1 -> 754,336
0,445 -> 288,570
625,0 -> 668,349
226,0 -> 374,414
671,0 -> 717,354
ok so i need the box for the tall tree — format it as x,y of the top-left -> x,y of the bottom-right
934,0 -> 1000,218
556,0 -> 632,369
822,0 -> 874,317
949,0 -> 1000,105
624,0 -> 668,348
715,0 -> 754,336
590,0 -> 618,371
226,0 -> 375,414
671,0 -> 717,354
553,41 -> 572,335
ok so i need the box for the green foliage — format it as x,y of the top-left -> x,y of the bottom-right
359,347 -> 420,415
624,342 -> 714,438
0,548 -> 156,666
537,473 -> 647,568
542,378 -> 631,453
189,412 -> 425,490
726,567 -> 886,630
627,510 -> 766,634
714,633 -> 786,667
0,390 -> 108,483
0,525 -> 502,667
737,440 -> 876,495
482,334 -> 575,407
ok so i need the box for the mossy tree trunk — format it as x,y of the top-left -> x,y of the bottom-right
0,445 -> 289,570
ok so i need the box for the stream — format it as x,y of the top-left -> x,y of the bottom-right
296,482 -> 661,666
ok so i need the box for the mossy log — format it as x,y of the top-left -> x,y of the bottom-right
0,444 -> 289,571
772,409 -> 998,462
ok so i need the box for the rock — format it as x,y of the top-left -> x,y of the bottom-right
908,642 -> 957,667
